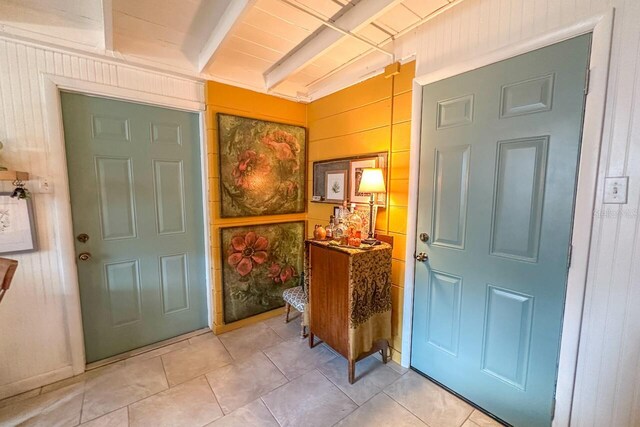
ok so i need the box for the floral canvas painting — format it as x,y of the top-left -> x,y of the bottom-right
221,221 -> 305,323
217,114 -> 306,217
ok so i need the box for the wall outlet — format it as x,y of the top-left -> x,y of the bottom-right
603,176 -> 628,204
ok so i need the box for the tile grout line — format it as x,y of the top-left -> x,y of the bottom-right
264,319 -> 301,342
216,333 -> 235,358
380,387 -> 434,427
36,335 -> 195,406
203,374 -> 225,419
82,359 -> 172,424
259,396 -> 284,427
259,350 -> 293,395
313,369 -> 359,427
217,335 -> 284,363
459,408 -> 474,427
77,388 -> 87,427
260,348 -> 291,380
84,387 -> 167,424
314,366 -> 360,409
159,353 -> 171,390
78,406 -> 128,427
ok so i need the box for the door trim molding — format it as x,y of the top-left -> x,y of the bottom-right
402,9 -> 614,427
39,73 -> 212,377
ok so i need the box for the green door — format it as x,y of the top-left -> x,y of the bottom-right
61,93 -> 207,363
411,35 -> 590,426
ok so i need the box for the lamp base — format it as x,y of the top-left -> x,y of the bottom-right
361,238 -> 380,246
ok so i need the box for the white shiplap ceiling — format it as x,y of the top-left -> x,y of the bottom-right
0,0 -> 460,100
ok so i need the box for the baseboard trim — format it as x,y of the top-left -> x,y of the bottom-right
0,366 -> 73,401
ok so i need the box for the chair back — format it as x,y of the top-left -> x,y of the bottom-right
300,272 -> 308,298
376,234 -> 394,247
0,258 -> 18,304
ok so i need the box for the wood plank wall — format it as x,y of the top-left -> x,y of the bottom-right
204,81 -> 307,334
307,62 -> 415,363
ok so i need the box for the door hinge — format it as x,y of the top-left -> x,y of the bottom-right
551,397 -> 557,420
584,68 -> 591,95
567,244 -> 573,269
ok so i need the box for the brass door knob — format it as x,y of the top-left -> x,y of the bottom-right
78,252 -> 92,261
415,252 -> 428,262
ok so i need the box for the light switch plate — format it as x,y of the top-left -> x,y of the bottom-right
604,176 -> 628,204
37,177 -> 52,193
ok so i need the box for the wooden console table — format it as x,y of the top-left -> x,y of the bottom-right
304,240 -> 392,383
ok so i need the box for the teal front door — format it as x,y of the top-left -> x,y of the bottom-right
61,93 -> 207,363
411,35 -> 591,426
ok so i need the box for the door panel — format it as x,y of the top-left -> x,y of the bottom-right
490,137 -> 548,261
105,260 -> 142,327
95,156 -> 137,240
61,93 -> 207,363
411,35 -> 591,426
426,270 -> 462,356
481,285 -> 534,390
432,145 -> 470,249
153,160 -> 186,234
160,254 -> 189,314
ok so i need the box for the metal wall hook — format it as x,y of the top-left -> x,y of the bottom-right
10,180 -> 31,199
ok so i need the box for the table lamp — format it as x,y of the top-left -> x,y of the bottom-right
358,168 -> 386,245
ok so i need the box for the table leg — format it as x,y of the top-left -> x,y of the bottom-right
308,331 -> 314,348
348,359 -> 355,384
382,340 -> 389,363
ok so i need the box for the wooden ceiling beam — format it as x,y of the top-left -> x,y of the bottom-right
100,0 -> 113,51
197,0 -> 254,73
264,0 -> 402,90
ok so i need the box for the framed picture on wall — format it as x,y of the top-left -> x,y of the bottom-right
356,204 -> 378,237
0,193 -> 37,254
220,221 -> 305,323
349,156 -> 387,205
312,152 -> 388,204
217,113 -> 307,218
312,159 -> 351,202
324,170 -> 346,202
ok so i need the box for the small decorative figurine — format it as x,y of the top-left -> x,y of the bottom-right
313,224 -> 327,240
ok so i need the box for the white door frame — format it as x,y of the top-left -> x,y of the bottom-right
40,73 -> 213,376
401,10 -> 614,427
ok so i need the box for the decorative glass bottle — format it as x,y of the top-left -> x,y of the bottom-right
346,206 -> 363,235
334,218 -> 348,242
337,201 -> 349,222
326,215 -> 334,239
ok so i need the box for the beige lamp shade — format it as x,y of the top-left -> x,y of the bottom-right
358,168 -> 386,193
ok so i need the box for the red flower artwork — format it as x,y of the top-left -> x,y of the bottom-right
261,130 -> 301,170
232,150 -> 271,190
218,114 -> 306,217
267,262 -> 296,283
228,231 -> 269,276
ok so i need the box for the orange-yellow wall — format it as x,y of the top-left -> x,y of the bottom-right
306,62 -> 415,363
206,63 -> 414,358
205,82 -> 307,334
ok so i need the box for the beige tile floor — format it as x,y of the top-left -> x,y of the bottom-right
0,314 -> 505,427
